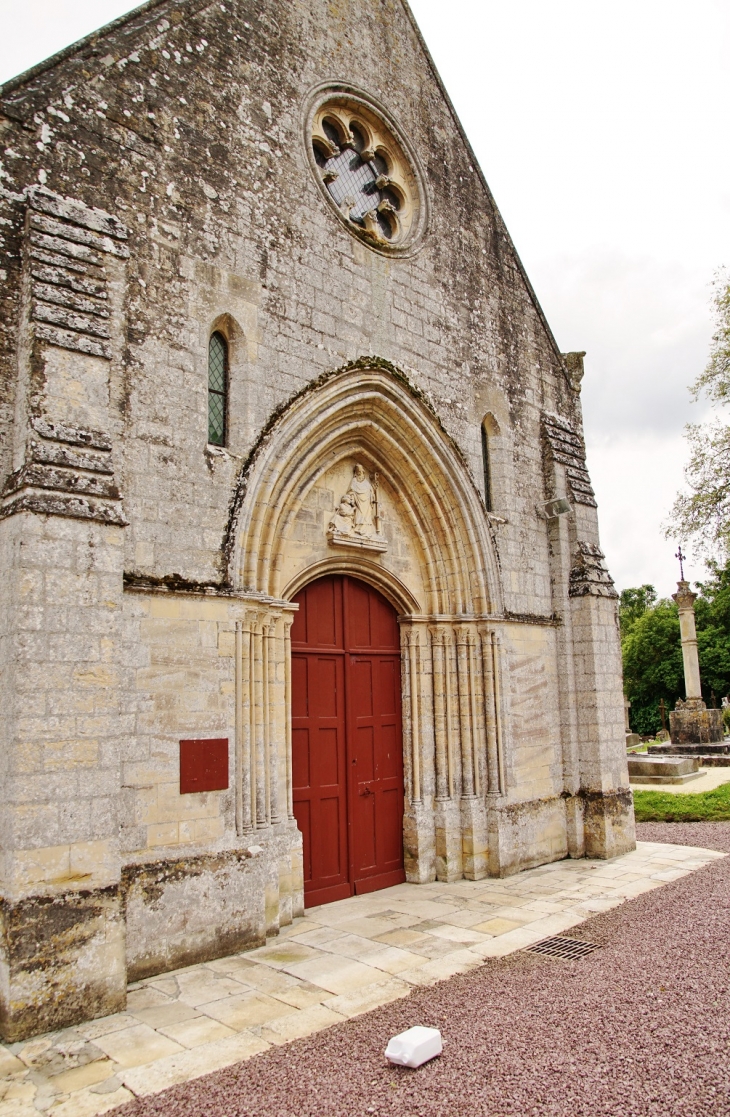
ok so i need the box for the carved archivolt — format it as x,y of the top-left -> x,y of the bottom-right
228,364 -> 508,882
305,84 -> 427,255
228,364 -> 502,617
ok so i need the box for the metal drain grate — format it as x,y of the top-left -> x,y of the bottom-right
524,935 -> 599,960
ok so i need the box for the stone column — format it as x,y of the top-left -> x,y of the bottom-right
401,624 -> 435,883
242,610 -> 258,832
235,621 -> 245,836
673,581 -> 702,699
669,581 -> 724,744
252,617 -> 267,828
430,626 -> 462,882
455,625 -> 488,880
282,614 -> 295,821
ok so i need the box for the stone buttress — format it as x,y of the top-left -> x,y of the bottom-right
0,0 -> 634,1040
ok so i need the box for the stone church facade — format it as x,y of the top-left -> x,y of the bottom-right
0,0 -> 634,1041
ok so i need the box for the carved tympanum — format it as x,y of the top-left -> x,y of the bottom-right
327,463 -> 387,552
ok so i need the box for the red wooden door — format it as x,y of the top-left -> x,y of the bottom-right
291,575 -> 405,907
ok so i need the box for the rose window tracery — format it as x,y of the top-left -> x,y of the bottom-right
307,90 -> 425,253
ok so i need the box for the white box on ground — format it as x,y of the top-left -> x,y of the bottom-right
384,1027 -> 443,1068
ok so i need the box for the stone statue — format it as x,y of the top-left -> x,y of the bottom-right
327,463 -> 387,552
330,491 -> 356,535
349,463 -> 377,536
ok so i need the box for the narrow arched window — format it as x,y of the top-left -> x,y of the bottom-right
208,332 -> 228,446
481,421 -> 493,512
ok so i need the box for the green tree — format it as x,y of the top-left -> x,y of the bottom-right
622,598 -> 682,735
621,558 -> 730,736
693,560 -> 730,697
619,584 -> 657,639
668,272 -> 730,556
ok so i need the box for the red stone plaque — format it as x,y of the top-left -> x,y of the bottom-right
179,738 -> 229,794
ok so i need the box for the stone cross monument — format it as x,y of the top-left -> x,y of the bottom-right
669,549 -> 723,745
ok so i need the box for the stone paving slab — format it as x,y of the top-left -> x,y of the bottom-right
630,766 -> 730,793
0,840 -> 724,1117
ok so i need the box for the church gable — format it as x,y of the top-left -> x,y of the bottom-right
0,0 -> 633,1046
1,0 -> 576,591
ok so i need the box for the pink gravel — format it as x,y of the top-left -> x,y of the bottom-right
114,822 -> 730,1117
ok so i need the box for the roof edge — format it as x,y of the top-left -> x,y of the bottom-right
1,0 -> 573,391
399,0 -> 571,383
0,0 -> 169,98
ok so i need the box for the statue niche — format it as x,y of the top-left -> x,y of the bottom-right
327,463 -> 387,553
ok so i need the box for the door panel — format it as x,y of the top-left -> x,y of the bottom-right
291,647 -> 349,906
291,726 -> 310,788
292,575 -> 405,907
348,578 -> 372,648
351,649 -> 405,891
291,575 -> 343,649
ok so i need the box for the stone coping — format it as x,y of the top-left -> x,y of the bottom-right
630,767 -> 730,795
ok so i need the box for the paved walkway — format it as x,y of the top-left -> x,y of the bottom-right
0,840 -> 722,1117
630,765 -> 730,793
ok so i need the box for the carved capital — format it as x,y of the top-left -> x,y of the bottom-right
672,580 -> 697,611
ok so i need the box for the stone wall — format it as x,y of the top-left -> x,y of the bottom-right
0,0 -> 634,1039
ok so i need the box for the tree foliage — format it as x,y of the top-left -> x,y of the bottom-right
668,272 -> 730,557
618,585 -> 657,638
621,559 -> 730,735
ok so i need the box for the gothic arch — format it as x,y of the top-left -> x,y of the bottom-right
226,361 -> 503,617
282,556 -> 420,615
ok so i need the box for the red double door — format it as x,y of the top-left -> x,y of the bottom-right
291,575 -> 405,907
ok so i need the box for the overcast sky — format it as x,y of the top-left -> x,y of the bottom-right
2,0 -> 729,596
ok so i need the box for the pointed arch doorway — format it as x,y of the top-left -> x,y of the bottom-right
291,574 -> 406,907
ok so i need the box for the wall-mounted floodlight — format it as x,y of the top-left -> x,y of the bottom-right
542,498 -> 572,519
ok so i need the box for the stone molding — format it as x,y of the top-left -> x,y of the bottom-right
561,351 -> 586,394
402,618 -> 507,881
1,415 -> 126,524
24,186 -> 129,360
234,607 -> 294,835
228,364 -> 502,616
568,541 -> 618,599
542,412 -> 597,508
672,580 -> 697,610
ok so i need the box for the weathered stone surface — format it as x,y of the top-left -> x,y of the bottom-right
123,846 -> 278,982
628,755 -> 700,784
649,742 -> 730,758
669,704 -> 724,745
0,0 -> 634,1039
0,886 -> 126,1042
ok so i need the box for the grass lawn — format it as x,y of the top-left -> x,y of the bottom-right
633,780 -> 730,822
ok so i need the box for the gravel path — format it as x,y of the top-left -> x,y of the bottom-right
115,823 -> 730,1117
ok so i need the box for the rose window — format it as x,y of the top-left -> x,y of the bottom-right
308,91 -> 425,253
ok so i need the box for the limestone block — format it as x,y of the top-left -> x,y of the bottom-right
669,704 -> 724,745
0,886 -> 126,1042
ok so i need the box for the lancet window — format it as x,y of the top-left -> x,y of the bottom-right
208,331 -> 228,446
